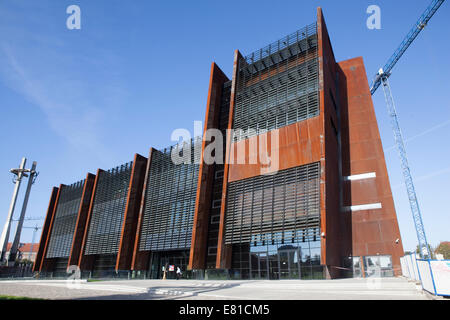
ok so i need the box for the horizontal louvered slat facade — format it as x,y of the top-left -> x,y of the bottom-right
224,162 -> 320,245
84,163 -> 132,255
233,23 -> 319,142
138,139 -> 201,251
46,181 -> 85,258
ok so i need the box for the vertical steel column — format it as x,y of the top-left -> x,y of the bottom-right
67,173 -> 96,269
0,157 -> 27,262
189,63 -> 229,271
33,187 -> 59,272
9,161 -> 38,263
116,154 -> 148,271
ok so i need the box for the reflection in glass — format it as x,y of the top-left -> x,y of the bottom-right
363,255 -> 393,278
379,256 -> 392,268
232,227 -> 323,280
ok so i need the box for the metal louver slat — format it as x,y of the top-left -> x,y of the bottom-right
138,138 -> 201,252
84,162 -> 133,256
224,162 -> 320,245
46,180 -> 85,258
233,23 -> 319,142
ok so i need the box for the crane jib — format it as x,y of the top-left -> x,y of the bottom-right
370,0 -> 445,96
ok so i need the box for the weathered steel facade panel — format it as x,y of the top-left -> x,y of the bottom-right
68,173 -> 96,268
116,154 -> 148,271
338,57 -> 404,276
33,187 -> 58,272
189,63 -> 230,271
34,7 -> 403,280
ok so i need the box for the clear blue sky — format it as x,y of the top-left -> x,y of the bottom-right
0,0 -> 449,252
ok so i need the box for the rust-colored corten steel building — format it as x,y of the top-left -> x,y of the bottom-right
34,8 -> 404,280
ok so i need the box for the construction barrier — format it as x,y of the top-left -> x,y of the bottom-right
401,254 -> 450,297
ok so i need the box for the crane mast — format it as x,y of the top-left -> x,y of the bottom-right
380,74 -> 430,257
371,0 -> 445,258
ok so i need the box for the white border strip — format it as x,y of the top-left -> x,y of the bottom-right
344,203 -> 382,212
344,172 -> 376,181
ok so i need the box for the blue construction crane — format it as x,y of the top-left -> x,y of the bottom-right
370,0 -> 445,94
22,225 -> 41,261
370,0 -> 445,258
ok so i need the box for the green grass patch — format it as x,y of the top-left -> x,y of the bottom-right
0,295 -> 45,300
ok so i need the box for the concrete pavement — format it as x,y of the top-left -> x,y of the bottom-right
0,277 -> 430,300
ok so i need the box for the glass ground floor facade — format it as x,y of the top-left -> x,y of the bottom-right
227,228 -> 324,280
352,255 -> 394,278
229,244 -> 324,280
146,250 -> 190,280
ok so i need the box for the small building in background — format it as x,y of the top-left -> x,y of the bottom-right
5,243 -> 38,263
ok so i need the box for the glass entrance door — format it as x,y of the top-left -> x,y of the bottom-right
250,252 -> 269,279
268,253 -> 279,280
148,250 -> 189,279
363,255 -> 393,278
250,248 -> 301,280
279,249 -> 301,279
149,252 -> 161,279
364,256 -> 381,278
259,253 -> 268,279
352,257 -> 363,278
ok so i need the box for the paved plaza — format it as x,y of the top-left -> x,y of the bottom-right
0,277 -> 431,300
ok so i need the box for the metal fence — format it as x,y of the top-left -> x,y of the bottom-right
401,253 -> 450,297
0,265 -> 34,279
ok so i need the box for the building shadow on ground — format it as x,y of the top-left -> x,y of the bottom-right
73,282 -> 243,300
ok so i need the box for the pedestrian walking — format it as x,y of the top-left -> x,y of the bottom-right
176,266 -> 182,280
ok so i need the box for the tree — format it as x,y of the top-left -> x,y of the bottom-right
415,244 -> 435,259
435,242 -> 450,260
